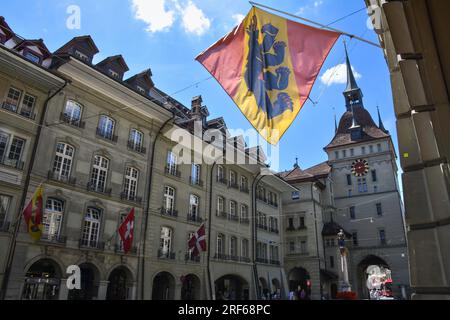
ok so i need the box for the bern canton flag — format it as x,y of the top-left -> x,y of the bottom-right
196,7 -> 340,144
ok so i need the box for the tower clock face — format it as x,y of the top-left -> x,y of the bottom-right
351,159 -> 369,177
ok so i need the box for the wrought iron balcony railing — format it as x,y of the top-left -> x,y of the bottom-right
60,112 -> 85,128
48,171 -> 76,185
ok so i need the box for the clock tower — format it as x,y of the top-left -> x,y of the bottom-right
323,47 -> 410,299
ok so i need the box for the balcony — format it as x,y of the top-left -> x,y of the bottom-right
165,166 -> 181,178
2,102 -> 36,120
40,235 -> 67,245
0,221 -> 10,232
228,214 -> 239,222
256,258 -> 269,264
216,177 -> 228,185
114,244 -> 138,255
96,128 -> 118,142
216,211 -> 227,219
286,226 -> 296,232
228,182 -> 239,190
48,171 -> 76,185
160,207 -> 178,218
189,177 -> 204,187
60,113 -> 85,128
158,249 -> 176,260
127,140 -> 146,154
0,157 -> 24,170
120,192 -> 142,204
79,239 -> 105,250
214,253 -> 230,261
87,182 -> 112,196
185,252 -> 200,263
187,214 -> 203,224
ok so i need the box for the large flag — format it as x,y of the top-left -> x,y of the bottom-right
196,7 -> 340,144
188,224 -> 207,257
22,185 -> 44,241
118,208 -> 135,254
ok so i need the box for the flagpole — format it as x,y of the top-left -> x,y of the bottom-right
248,1 -> 382,49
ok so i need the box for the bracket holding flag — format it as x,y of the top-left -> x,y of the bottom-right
196,6 -> 340,145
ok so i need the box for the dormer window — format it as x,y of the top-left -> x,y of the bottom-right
136,86 -> 146,94
74,50 -> 89,62
109,69 -> 119,79
24,51 -> 41,64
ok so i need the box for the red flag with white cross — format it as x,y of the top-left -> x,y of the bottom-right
188,224 -> 207,257
118,208 -> 135,254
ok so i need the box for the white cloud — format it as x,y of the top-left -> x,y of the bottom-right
180,1 -> 211,36
314,0 -> 324,7
320,63 -> 362,86
232,14 -> 245,26
297,0 -> 324,15
132,0 -> 176,33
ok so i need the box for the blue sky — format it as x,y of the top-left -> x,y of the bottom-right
1,0 -> 399,178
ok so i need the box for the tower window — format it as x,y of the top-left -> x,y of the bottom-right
342,150 -> 347,158
350,149 -> 354,157
350,206 -> 356,220
377,144 -> 382,152
369,145 -> 374,153
361,147 -> 366,155
346,174 -> 352,186
335,151 -> 339,160
371,170 -> 378,182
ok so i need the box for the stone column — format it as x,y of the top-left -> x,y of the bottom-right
97,280 -> 109,300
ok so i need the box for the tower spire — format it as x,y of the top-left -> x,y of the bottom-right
343,41 -> 364,111
377,106 -> 389,134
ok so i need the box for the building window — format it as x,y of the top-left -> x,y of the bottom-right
0,132 -> 8,162
3,87 -> 22,112
74,50 -> 89,62
0,195 -> 12,229
20,93 -> 36,118
52,143 -> 74,181
128,129 -> 144,153
217,196 -> 224,215
350,148 -> 354,157
374,186 -> 378,193
379,229 -> 386,245
229,170 -> 237,187
288,217 -> 294,230
189,194 -> 199,219
160,227 -> 173,254
163,186 -> 176,213
97,115 -> 116,141
123,167 -> 139,200
81,207 -> 101,248
369,145 -> 374,153
350,206 -> 356,220
240,205 -> 248,222
136,86 -> 146,94
42,198 -> 64,241
346,174 -> 352,186
229,201 -> 237,217
343,150 -> 347,158
376,203 -> 383,216
90,156 -> 109,193
191,164 -> 201,185
352,232 -> 358,246
240,176 -> 248,192
24,51 -> 41,64
377,144 -> 382,152
292,191 -> 300,200
230,237 -> 238,257
330,256 -> 335,269
361,146 -> 366,155
242,239 -> 249,258
109,69 -> 119,79
358,178 -> 368,193
299,216 -> 305,229
63,100 -> 82,126
300,240 -> 307,254
217,234 -> 225,255
217,165 -> 225,182
166,151 -> 178,176
0,133 -> 25,169
335,151 -> 339,159
371,170 -> 377,182
289,241 -> 295,253
8,137 -> 25,166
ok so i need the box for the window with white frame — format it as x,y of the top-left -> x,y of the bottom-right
81,207 -> 101,247
240,176 -> 248,191
8,137 -> 25,164
74,50 -> 89,62
24,51 -> 41,64
90,156 -> 109,192
191,164 -> 201,185
217,165 -> 225,181
160,226 -> 173,254
136,86 -> 146,94
52,143 -> 74,180
357,178 -> 368,193
217,196 -> 224,215
42,198 -> 64,241
3,87 -> 22,112
0,132 -> 26,168
230,237 -> 238,257
217,234 -> 225,255
124,167 -> 139,200
97,115 -> 115,140
166,151 -> 178,175
229,201 -> 237,217
63,100 -> 82,126
129,129 -> 144,152
164,186 -> 175,213
240,204 -> 248,221
241,239 -> 249,258
189,194 -> 199,219
0,195 -> 12,228
109,69 -> 119,79
229,170 -> 237,186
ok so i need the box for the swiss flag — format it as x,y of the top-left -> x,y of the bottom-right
118,208 -> 135,254
188,224 -> 207,257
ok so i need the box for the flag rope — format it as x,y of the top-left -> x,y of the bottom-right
248,1 -> 382,48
